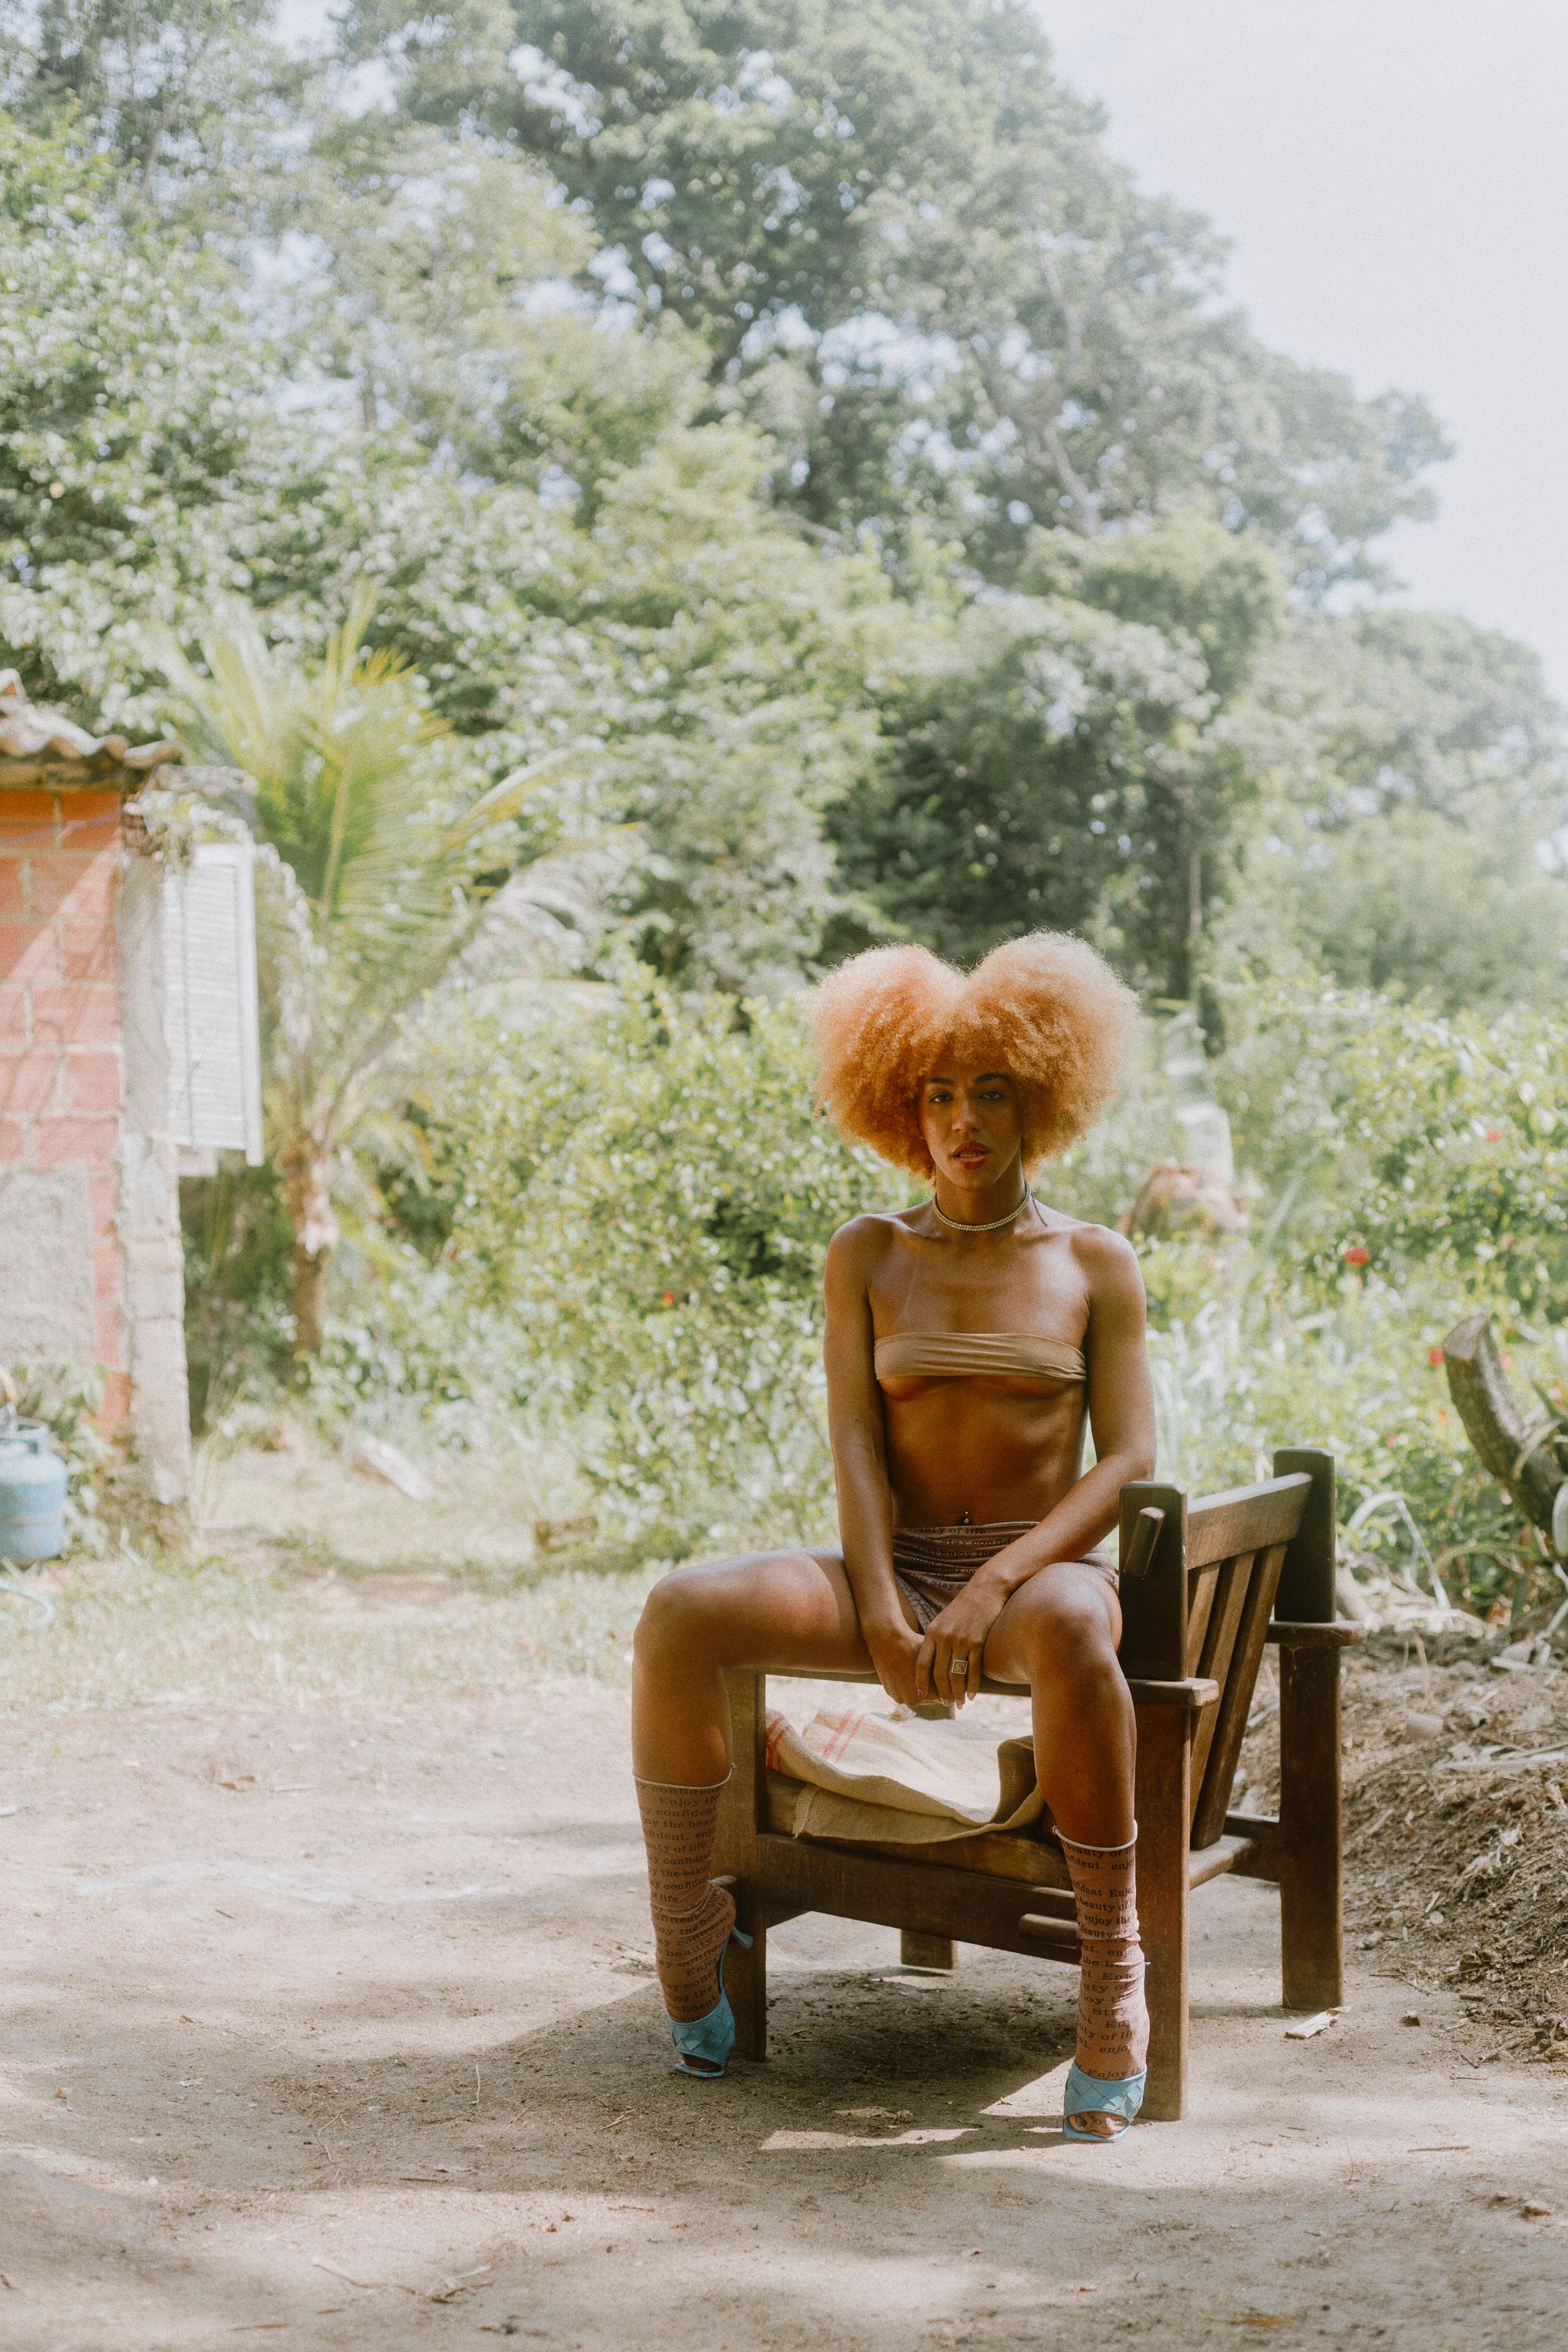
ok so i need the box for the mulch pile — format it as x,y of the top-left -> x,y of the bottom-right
1237,1642 -> 1568,2067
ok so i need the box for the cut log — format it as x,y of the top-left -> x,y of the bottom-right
1440,1315 -> 1564,1534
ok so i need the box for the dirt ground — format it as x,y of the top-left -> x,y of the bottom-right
5,1635 -> 1568,2352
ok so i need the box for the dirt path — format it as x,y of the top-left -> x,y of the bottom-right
3,1682 -> 1566,2350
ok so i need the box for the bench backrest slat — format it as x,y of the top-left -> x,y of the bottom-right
1186,1549 -> 1256,1815
1184,1561 -> 1221,1668
1189,1540 -> 1288,1846
1122,1450 -> 1335,1851
1184,1472 -> 1311,1569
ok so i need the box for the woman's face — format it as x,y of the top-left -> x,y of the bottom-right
918,1063 -> 1024,1189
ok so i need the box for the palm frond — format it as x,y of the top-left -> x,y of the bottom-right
160,589 -> 456,935
445,739 -> 597,846
155,593 -> 604,1361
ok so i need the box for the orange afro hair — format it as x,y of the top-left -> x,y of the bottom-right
808,932 -> 1138,1177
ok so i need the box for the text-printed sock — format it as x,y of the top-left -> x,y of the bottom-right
634,1773 -> 737,2024
1059,1829 -> 1149,2081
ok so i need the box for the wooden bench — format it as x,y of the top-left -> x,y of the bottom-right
713,1447 -> 1363,2121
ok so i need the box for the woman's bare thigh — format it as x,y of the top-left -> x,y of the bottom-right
640,1547 -> 874,1675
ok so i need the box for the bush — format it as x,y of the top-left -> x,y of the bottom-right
183,950 -> 1568,1626
1145,1255 -> 1549,1619
1217,977 -> 1568,1317
180,1160 -> 296,1433
429,975 -> 909,1541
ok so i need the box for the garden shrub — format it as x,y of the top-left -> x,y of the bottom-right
429,975 -> 908,1541
1143,1262 -> 1541,1618
236,961 -> 1568,1625
1218,977 -> 1568,1316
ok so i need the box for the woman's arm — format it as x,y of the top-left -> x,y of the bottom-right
823,1221 -> 924,1703
978,1226 -> 1156,1596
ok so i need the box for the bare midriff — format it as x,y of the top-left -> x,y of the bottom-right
866,1214 -> 1094,1530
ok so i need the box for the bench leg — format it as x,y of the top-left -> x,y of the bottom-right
725,1900 -> 769,2060
714,1667 -> 769,2060
1134,1704 -> 1192,2122
1278,1641 -> 1345,2011
901,1930 -> 956,1971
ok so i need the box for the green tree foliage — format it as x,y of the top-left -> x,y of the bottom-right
0,103 -> 887,989
347,0 -> 1448,586
274,120 -> 706,497
289,416 -> 895,993
1243,608 -> 1568,833
0,111 -> 287,709
1225,811 -> 1568,1015
1214,608 -> 1568,1010
559,423 -> 892,989
833,516 -> 1284,989
0,0 -> 297,203
5,24 -> 1539,1012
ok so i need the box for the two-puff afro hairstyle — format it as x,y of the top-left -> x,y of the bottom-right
809,932 -> 1138,1178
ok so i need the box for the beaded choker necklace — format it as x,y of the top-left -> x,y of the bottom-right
929,1188 -> 1033,1234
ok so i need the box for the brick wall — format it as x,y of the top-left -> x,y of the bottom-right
0,786 -> 129,1427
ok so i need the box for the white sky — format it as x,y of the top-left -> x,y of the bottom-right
1037,0 -> 1568,698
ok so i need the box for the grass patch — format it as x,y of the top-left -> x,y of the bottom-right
0,1547 -> 674,1714
0,1442 -> 694,1713
0,1442 -> 805,1716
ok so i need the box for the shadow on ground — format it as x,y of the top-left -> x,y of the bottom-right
2,1683 -> 1565,2350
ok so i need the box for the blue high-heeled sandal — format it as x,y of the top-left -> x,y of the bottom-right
669,1926 -> 753,2079
1062,2060 -> 1146,2143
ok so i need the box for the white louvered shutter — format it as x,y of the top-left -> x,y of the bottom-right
161,841 -> 264,1165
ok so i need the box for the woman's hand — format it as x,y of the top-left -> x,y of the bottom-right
862,1617 -> 925,1710
916,1573 -> 1009,1708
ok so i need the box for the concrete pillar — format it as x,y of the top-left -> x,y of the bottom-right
114,856 -> 193,1506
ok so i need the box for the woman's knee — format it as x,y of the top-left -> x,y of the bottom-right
634,1556 -> 771,1665
1007,1579 -> 1120,1678
635,1548 -> 844,1673
635,1564 -> 720,1661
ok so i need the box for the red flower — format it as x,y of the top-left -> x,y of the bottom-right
1342,1244 -> 1370,1267
1484,1127 -> 1503,1143
661,1291 -> 676,1305
1428,1346 -> 1445,1367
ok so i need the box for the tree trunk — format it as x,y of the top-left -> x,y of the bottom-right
1440,1314 -> 1564,1534
281,1137 -> 340,1367
292,1238 -> 333,1366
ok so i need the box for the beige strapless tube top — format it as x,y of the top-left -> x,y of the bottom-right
873,1332 -> 1087,1386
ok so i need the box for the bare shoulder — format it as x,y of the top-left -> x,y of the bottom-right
826,1207 -> 919,1278
1062,1218 -> 1145,1300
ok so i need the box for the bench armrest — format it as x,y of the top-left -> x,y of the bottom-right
1126,1675 -> 1221,1711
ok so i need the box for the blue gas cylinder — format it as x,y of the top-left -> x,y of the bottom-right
0,1417 -> 68,1565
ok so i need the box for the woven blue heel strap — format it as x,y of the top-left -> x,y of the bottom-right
670,1993 -> 735,2073
668,1926 -> 753,2079
1062,2060 -> 1147,2140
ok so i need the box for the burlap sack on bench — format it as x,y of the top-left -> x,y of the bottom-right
764,1704 -> 1047,1846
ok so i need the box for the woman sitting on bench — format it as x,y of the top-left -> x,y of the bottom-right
632,932 -> 1157,2140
